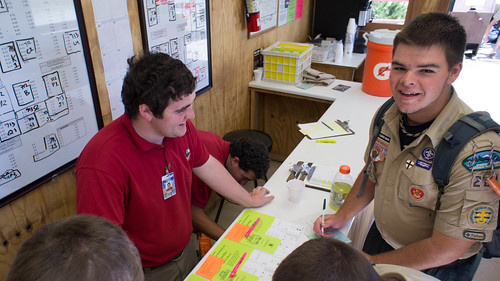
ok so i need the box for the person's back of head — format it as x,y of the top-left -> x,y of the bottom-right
229,137 -> 270,179
6,214 -> 144,281
393,12 -> 467,69
272,237 -> 380,281
121,51 -> 196,118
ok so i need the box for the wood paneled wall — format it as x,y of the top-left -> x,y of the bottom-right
193,1 -> 313,135
0,1 -> 448,278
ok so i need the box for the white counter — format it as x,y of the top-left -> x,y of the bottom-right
186,80 -> 389,280
312,52 -> 366,69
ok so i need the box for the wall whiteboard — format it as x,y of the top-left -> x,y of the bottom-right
139,0 -> 212,94
0,0 -> 102,206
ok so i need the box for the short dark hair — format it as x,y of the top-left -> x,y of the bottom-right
6,214 -> 144,281
393,12 -> 466,70
121,51 -> 196,118
272,237 -> 380,281
229,137 -> 270,179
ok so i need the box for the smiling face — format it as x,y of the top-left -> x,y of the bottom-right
389,43 -> 462,124
150,91 -> 196,140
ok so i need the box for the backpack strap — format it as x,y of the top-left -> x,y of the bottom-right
432,111 -> 500,210
357,97 -> 395,197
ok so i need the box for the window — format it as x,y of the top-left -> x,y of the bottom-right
371,0 -> 409,25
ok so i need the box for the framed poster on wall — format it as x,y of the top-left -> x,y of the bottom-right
138,0 -> 212,95
0,0 -> 103,207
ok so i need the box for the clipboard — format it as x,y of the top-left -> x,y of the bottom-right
298,120 -> 354,140
287,161 -> 335,192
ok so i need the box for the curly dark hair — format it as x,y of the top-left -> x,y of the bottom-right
121,51 -> 196,118
229,137 -> 270,179
393,13 -> 466,70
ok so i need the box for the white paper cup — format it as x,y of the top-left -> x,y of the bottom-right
287,179 -> 305,203
253,68 -> 263,82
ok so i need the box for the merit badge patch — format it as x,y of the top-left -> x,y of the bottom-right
371,133 -> 390,162
462,150 -> 500,171
463,230 -> 486,241
421,147 -> 435,161
410,185 -> 425,201
468,205 -> 494,226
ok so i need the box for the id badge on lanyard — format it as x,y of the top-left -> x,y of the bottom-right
162,164 -> 176,200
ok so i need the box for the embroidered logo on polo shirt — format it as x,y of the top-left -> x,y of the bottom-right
463,230 -> 486,241
468,205 -> 494,226
410,185 -> 424,201
421,147 -> 435,161
185,149 -> 191,160
462,150 -> 500,171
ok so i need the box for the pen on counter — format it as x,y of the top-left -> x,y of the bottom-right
229,252 -> 247,278
316,139 -> 336,143
245,217 -> 260,237
321,199 -> 326,236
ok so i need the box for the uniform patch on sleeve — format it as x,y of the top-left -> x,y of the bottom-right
468,205 -> 494,227
463,230 -> 486,241
462,150 -> 500,171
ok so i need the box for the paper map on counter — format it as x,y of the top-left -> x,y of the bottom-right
187,209 -> 306,281
298,120 -> 354,139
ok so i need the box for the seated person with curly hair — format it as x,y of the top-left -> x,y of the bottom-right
191,130 -> 270,240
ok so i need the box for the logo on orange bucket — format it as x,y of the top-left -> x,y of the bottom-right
373,62 -> 391,80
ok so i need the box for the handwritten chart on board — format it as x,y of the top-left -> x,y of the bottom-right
0,0 -> 100,202
140,0 -> 211,93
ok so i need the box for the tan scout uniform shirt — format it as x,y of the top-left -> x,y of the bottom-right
364,92 -> 500,259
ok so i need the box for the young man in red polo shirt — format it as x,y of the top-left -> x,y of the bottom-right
76,52 -> 274,281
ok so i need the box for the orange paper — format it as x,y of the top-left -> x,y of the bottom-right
225,223 -> 251,242
196,255 -> 225,280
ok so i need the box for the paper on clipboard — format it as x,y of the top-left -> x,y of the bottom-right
298,120 -> 354,140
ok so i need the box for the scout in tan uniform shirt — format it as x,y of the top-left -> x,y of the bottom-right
313,13 -> 500,281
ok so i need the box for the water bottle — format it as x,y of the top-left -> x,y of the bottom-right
329,165 -> 353,210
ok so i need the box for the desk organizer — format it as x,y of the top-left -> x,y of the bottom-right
262,42 -> 313,84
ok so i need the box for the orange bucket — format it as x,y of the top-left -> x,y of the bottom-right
362,29 -> 400,97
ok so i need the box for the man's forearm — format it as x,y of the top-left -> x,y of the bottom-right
193,156 -> 254,207
191,205 -> 225,240
366,229 -> 474,270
